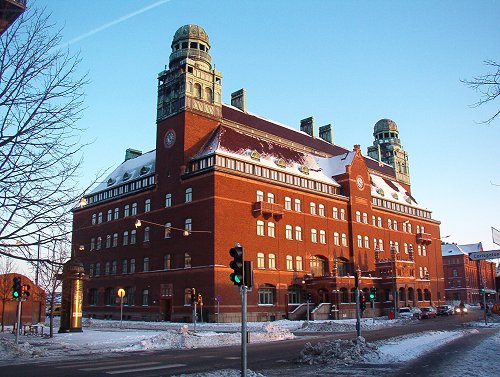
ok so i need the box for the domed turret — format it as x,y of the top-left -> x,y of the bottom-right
169,24 -> 212,69
367,118 -> 410,185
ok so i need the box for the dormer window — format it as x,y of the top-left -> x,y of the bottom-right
107,178 -> 116,187
140,166 -> 150,175
123,172 -> 130,181
299,165 -> 310,175
275,158 -> 286,168
250,150 -> 261,161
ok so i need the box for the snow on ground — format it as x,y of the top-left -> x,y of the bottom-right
0,314 -> 499,377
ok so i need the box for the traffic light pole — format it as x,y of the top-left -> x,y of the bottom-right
15,299 -> 21,344
241,285 -> 248,377
355,270 -> 361,338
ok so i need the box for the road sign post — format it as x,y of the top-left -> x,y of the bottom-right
468,250 -> 500,260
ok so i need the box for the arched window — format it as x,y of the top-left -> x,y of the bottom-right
424,289 -> 431,301
287,285 -> 301,304
356,211 -> 361,222
319,230 -> 326,244
165,193 -> 172,207
318,204 -> 325,216
185,187 -> 192,202
417,289 -> 423,301
295,226 -> 302,241
257,220 -> 265,236
340,288 -> 349,303
334,232 -> 340,245
268,253 -> 276,269
310,255 -> 327,277
184,218 -> 192,232
164,222 -> 171,238
267,222 -> 275,238
256,190 -> 264,202
311,229 -> 317,243
336,258 -> 349,276
144,227 -> 150,242
357,235 -> 362,247
295,256 -> 303,271
341,233 -> 348,246
257,252 -> 265,268
194,83 -> 202,98
286,255 -> 293,270
310,202 -> 317,215
204,87 -> 213,102
267,193 -> 274,203
258,284 -> 275,305
350,288 -> 356,303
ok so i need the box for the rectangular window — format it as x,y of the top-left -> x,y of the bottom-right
296,256 -> 303,271
284,197 -> 292,210
333,207 -> 338,219
112,233 -> 118,247
295,226 -> 302,241
318,204 -> 325,217
267,222 -> 275,238
319,230 -> 326,244
257,253 -> 265,269
130,259 -> 135,273
122,259 -> 127,274
185,188 -> 193,202
165,193 -> 172,207
256,190 -> 264,202
107,210 -> 112,222
164,254 -> 171,270
310,203 -> 316,215
311,229 -> 317,243
268,254 -> 276,269
294,199 -> 301,212
184,252 -> 191,268
124,205 -> 130,217
286,256 -> 293,270
114,208 -> 119,220
165,222 -> 172,238
98,212 -> 102,224
285,225 -> 293,240
123,231 -> 129,246
131,229 -> 136,244
145,199 -> 151,212
142,289 -> 149,306
131,203 -> 137,216
143,257 -> 149,272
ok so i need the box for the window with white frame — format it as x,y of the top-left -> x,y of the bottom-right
340,209 -> 346,220
142,289 -> 149,306
268,253 -> 276,269
184,252 -> 191,268
421,226 -> 425,233
419,266 -> 423,278
310,202 -> 316,215
363,213 -> 368,224
422,246 -> 427,256
164,222 -> 172,238
143,257 -> 149,272
256,190 -> 264,202
130,229 -> 136,244
131,203 -> 137,216
388,219 -> 392,229
311,229 -> 317,243
296,256 -> 303,271
284,196 -> 292,210
295,226 -> 302,241
145,199 -> 151,212
364,236 -> 369,248
130,259 -> 135,273
90,238 -> 95,251
257,252 -> 265,268
416,225 -> 421,233
185,187 -> 192,202
341,233 -> 347,246
267,193 -> 274,203
267,222 -> 275,238
318,204 -> 325,216
319,230 -> 326,244
96,237 -> 102,250
286,255 -> 293,270
184,218 -> 192,232
393,220 -> 398,231
408,223 -> 412,233
98,212 -> 103,224
357,235 -> 362,247
165,193 -> 172,207
258,285 -> 274,305
356,211 -> 361,222
377,217 -> 382,227
257,220 -> 265,236
294,198 -> 301,212
92,214 -> 96,225
285,225 -> 293,240
379,239 -> 384,251
114,208 -> 119,220
404,243 -> 408,254
372,215 -> 376,226
124,205 -> 130,217
334,232 -> 340,245
373,238 -> 378,250
144,227 -> 150,242
112,233 -> 118,247
418,245 -> 422,256
395,242 -> 399,253
107,209 -> 112,222
403,221 -> 408,232
333,207 -> 338,219
106,235 -> 111,248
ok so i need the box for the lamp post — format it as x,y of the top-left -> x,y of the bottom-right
391,244 -> 398,318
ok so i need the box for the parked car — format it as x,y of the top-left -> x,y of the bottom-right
398,307 -> 420,319
436,305 -> 454,316
419,306 -> 437,319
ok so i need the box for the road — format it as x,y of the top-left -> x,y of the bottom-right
0,312 -> 493,377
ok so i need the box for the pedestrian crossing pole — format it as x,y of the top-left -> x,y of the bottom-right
241,285 -> 248,377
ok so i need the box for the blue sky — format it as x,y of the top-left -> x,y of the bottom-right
34,0 -> 500,251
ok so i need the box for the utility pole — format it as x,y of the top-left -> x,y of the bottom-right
355,269 -> 361,337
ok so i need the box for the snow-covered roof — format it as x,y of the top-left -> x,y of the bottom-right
316,151 -> 355,177
194,126 -> 341,186
441,242 -> 483,257
89,150 -> 156,195
370,174 -> 426,210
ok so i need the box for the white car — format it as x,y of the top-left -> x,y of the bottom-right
398,307 -> 414,318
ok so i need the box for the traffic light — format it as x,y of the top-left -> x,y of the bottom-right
360,294 -> 366,312
369,287 -> 376,300
12,277 -> 21,299
191,288 -> 196,303
229,245 -> 244,286
244,260 -> 254,288
306,293 -> 312,302
22,284 -> 30,298
480,285 -> 485,294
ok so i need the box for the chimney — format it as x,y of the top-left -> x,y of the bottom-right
319,124 -> 333,143
125,148 -> 142,161
231,88 -> 246,112
300,117 -> 314,137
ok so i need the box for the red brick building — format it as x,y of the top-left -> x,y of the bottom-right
72,25 -> 444,322
441,242 -> 497,304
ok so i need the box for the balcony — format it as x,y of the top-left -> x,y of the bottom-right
416,232 -> 432,245
253,201 -> 284,220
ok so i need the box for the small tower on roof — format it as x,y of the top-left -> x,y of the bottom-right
157,24 -> 222,121
367,118 -> 410,185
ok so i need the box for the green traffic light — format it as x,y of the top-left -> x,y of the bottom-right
369,294 -> 375,299
13,291 -> 19,298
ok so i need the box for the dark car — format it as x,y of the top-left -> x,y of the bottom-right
455,305 -> 468,315
419,306 -> 437,319
436,305 -> 454,316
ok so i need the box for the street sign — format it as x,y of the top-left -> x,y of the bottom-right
492,227 -> 500,246
469,250 -> 500,260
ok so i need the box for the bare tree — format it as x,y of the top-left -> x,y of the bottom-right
0,256 -> 14,331
34,235 -> 69,337
0,7 -> 90,257
462,60 -> 500,124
